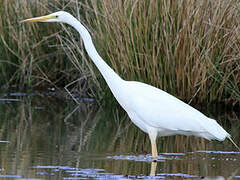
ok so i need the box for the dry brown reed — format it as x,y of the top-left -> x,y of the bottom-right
82,0 -> 240,104
1,0 -> 240,105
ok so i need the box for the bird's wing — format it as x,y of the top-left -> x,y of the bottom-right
125,81 -> 209,133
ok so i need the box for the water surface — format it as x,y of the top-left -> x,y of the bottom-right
0,92 -> 239,179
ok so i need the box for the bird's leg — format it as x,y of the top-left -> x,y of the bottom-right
151,140 -> 158,160
148,131 -> 158,160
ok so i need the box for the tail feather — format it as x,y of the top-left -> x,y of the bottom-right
228,136 -> 240,151
200,118 -> 230,141
200,118 -> 240,151
199,118 -> 239,151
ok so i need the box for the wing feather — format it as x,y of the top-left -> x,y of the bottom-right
125,81 -> 229,140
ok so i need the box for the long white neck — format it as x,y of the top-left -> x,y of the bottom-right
66,17 -> 124,93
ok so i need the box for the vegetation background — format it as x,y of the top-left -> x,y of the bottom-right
0,0 -> 240,106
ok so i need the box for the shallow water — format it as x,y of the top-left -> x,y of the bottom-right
0,92 -> 239,179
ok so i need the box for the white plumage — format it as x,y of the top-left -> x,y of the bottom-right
123,81 -> 229,140
22,11 -> 239,159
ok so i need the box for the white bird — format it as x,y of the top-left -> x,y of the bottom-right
22,11 -> 239,160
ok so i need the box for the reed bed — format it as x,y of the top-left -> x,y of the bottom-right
0,0 -> 240,105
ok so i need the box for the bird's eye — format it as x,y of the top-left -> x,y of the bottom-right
55,15 -> 59,18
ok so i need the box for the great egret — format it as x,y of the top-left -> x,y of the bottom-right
22,11 -> 239,159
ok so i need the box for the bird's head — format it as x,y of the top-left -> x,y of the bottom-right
22,11 -> 72,23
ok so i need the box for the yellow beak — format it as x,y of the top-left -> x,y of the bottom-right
22,15 -> 52,23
